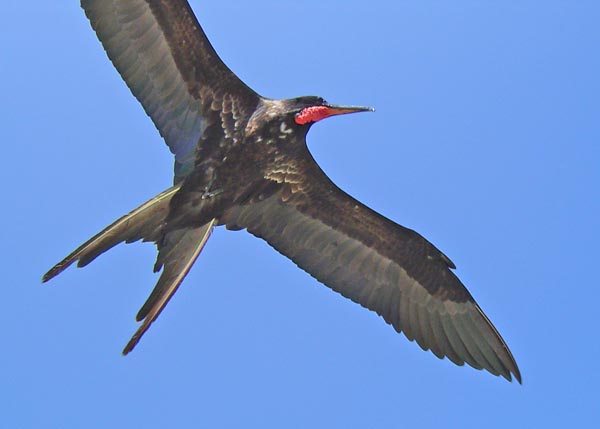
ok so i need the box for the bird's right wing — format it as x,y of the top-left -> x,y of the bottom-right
221,165 -> 521,382
82,0 -> 260,181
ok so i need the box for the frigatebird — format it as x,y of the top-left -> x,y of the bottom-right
44,0 -> 521,383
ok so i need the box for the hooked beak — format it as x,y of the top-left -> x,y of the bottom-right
324,103 -> 375,116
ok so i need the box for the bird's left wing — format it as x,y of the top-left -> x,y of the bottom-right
82,0 -> 260,181
220,158 -> 521,382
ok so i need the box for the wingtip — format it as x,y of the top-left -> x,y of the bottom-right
500,362 -> 522,384
505,347 -> 522,385
512,368 -> 523,385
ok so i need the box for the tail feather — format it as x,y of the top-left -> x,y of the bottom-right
43,184 -> 218,354
42,185 -> 181,283
123,219 -> 216,355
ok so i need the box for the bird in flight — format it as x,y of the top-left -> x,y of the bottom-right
44,0 -> 520,383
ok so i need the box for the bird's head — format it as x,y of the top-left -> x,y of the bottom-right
247,96 -> 374,140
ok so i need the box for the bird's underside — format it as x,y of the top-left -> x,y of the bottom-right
44,0 -> 521,383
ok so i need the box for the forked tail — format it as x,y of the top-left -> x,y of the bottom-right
43,184 -> 216,353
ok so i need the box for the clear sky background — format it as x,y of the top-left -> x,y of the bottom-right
2,1 -> 599,427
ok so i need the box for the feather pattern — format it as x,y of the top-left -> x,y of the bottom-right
220,157 -> 521,383
81,0 -> 259,180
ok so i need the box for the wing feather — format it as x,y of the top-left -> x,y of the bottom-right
221,178 -> 521,382
81,0 -> 259,180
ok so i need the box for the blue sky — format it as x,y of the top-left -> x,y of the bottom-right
2,1 -> 599,427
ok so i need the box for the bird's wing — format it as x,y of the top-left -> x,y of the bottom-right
221,156 -> 521,383
82,0 -> 259,181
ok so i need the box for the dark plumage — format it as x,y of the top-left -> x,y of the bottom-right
44,0 -> 520,383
